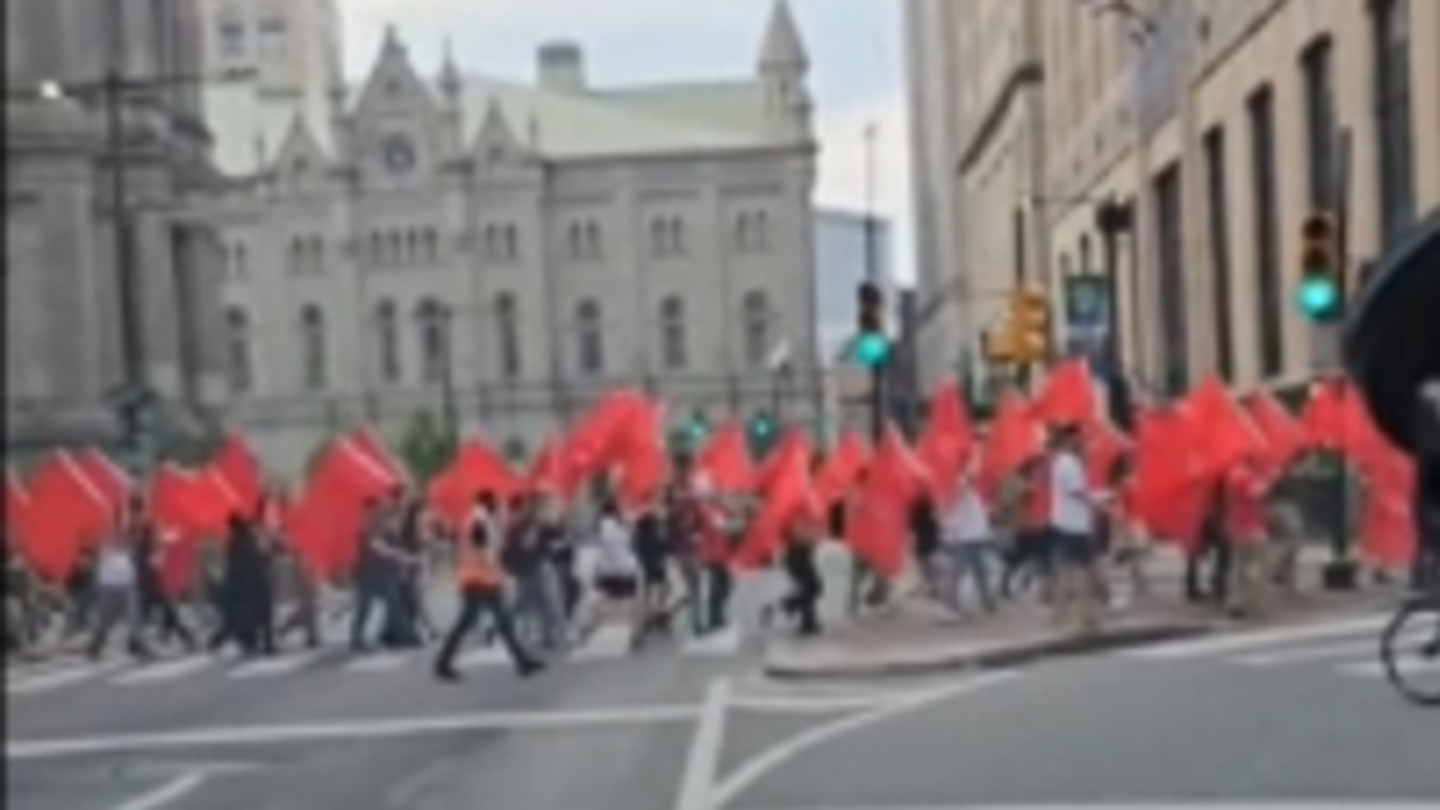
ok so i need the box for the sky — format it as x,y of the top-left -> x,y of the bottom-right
340,0 -> 914,280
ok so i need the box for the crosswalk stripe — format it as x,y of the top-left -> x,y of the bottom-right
228,650 -> 324,679
342,652 -> 412,672
1125,614 -> 1388,660
1337,656 -> 1440,680
112,655 -> 213,686
681,625 -> 743,657
7,661 -> 122,695
1237,638 -> 1380,666
571,624 -> 633,661
457,645 -> 510,669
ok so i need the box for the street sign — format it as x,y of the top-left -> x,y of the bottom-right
1062,274 -> 1111,354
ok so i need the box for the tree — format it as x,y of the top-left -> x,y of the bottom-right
398,409 -> 457,484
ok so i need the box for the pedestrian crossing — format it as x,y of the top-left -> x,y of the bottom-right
1118,611 -> 1440,686
4,622 -> 749,699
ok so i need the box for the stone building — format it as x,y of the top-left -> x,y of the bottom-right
194,1 -> 823,475
906,0 -> 1440,394
5,0 -> 229,460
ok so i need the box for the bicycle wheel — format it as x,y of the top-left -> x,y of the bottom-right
1380,597 -> 1440,707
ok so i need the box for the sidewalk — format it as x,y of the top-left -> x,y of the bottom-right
762,552 -> 1398,681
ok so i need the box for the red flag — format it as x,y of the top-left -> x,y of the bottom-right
751,428 -> 808,493
693,420 -> 754,494
295,437 -> 398,575
428,438 -> 521,526
76,448 -> 131,509
1126,404 -> 1209,548
978,393 -> 1043,500
845,425 -> 922,577
915,383 -> 974,493
527,438 -> 575,497
1029,359 -> 1097,426
212,432 -> 263,512
1244,390 -> 1310,474
1184,375 -> 1266,479
21,451 -> 111,581
149,463 -> 237,539
735,432 -> 814,568
1299,377 -> 1346,451
814,430 -> 868,505
612,399 -> 669,512
1083,418 -> 1129,489
347,425 -> 410,484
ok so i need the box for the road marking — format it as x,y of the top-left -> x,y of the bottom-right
1124,614 -> 1388,660
1236,625 -> 1431,667
725,795 -> 1440,801
674,677 -> 731,810
7,661 -> 123,695
571,623 -> 633,661
343,652 -> 412,672
228,650 -> 323,679
8,704 -> 700,760
726,803 -> 1440,809
728,690 -> 928,715
112,655 -> 213,686
1338,655 -> 1440,680
457,645 -> 510,669
682,626 -> 743,657
109,772 -> 208,810
708,670 -> 1020,810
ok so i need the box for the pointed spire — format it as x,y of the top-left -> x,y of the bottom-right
758,0 -> 807,72
439,37 -> 461,96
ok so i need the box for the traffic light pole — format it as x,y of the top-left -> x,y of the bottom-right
863,127 -> 885,444
1323,126 -> 1359,591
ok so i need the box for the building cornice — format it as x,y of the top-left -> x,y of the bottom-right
954,60 -> 1043,177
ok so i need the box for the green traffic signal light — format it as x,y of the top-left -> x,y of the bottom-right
852,332 -> 890,367
1296,275 -> 1341,320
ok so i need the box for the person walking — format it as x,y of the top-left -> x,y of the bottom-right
1048,424 -> 1110,635
85,506 -> 151,662
433,491 -> 544,680
575,499 -> 645,650
939,461 -> 998,616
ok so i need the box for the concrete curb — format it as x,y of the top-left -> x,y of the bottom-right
762,619 -> 1215,681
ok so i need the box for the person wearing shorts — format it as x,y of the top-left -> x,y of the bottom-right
577,500 -> 643,649
1048,425 -> 1108,633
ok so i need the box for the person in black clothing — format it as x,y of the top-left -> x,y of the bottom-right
1414,382 -> 1440,590
781,525 -> 823,637
209,513 -> 275,656
1185,479 -> 1232,606
908,495 -> 940,598
537,493 -> 580,620
632,502 -> 672,642
381,498 -> 431,648
132,516 -> 196,651
503,493 -> 565,650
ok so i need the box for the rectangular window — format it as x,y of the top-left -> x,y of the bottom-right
1300,36 -> 1336,209
1202,126 -> 1235,382
1373,0 -> 1415,245
1150,163 -> 1188,395
1247,84 -> 1285,378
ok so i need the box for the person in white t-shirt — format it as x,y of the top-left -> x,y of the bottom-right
85,507 -> 150,661
575,498 -> 644,649
1048,424 -> 1110,633
939,459 -> 998,615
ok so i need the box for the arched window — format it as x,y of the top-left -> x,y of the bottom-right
567,221 -> 585,260
405,229 -> 420,264
288,237 -> 304,273
574,298 -> 603,374
584,220 -> 602,258
741,290 -> 771,368
386,231 -> 403,265
216,9 -> 245,58
308,236 -> 324,272
224,307 -> 252,393
415,299 -> 451,384
502,225 -> 519,260
659,296 -> 687,370
298,304 -> 327,389
494,292 -> 521,378
374,299 -> 400,383
667,217 -> 685,254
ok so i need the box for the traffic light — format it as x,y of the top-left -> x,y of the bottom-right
1297,212 -> 1343,322
747,410 -> 777,457
684,411 -> 710,443
852,280 -> 890,367
1006,286 -> 1051,363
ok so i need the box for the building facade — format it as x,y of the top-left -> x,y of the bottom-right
903,0 -> 1049,388
194,2 -> 823,475
194,0 -> 342,96
6,0 -> 229,458
922,0 -> 1440,396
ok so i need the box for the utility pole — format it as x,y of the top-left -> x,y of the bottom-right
863,121 -> 885,443
1325,126 -> 1359,591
